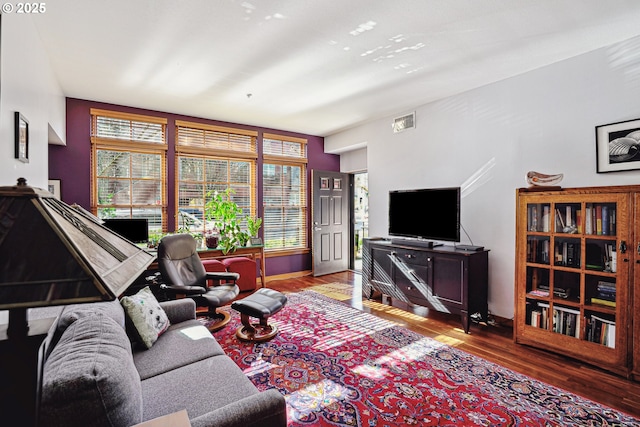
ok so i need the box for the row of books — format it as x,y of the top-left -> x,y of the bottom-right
555,205 -> 578,232
526,203 -> 617,235
529,305 -> 616,348
585,204 -> 616,236
585,314 -> 616,348
526,238 -> 550,263
590,281 -> 616,308
554,241 -> 580,267
527,204 -> 551,232
529,303 -> 580,338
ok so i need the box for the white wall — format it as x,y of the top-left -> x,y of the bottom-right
0,14 -> 65,324
340,147 -> 367,173
326,35 -> 640,319
0,13 -> 66,188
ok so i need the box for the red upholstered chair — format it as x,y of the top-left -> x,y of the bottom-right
201,259 -> 227,274
222,257 -> 257,292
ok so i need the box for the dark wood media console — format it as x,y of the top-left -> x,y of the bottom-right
362,238 -> 489,333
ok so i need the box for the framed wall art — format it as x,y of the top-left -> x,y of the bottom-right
596,118 -> 640,173
48,179 -> 61,199
320,177 -> 330,189
15,112 -> 29,163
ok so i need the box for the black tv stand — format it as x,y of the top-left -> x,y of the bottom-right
363,238 -> 489,333
390,238 -> 442,249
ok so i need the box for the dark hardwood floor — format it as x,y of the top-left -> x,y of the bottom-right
265,270 -> 640,419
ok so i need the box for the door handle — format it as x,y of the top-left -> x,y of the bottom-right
314,227 -> 322,231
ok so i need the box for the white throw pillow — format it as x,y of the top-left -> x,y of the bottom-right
120,286 -> 170,349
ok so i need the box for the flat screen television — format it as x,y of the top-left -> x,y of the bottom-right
102,218 -> 149,243
388,187 -> 460,243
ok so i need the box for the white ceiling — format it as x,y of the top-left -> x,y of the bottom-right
32,0 -> 640,137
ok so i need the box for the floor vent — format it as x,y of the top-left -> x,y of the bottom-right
392,112 -> 415,133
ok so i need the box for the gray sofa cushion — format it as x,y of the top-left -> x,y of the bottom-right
140,356 -> 262,421
39,314 -> 143,427
59,299 -> 126,331
30,299 -> 126,359
134,321 -> 225,380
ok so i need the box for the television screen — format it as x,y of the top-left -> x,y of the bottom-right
388,187 -> 460,242
102,218 -> 149,243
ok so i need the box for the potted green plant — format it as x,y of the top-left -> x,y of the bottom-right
246,216 -> 262,245
204,188 -> 245,254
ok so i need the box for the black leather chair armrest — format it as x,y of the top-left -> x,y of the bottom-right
205,271 -> 240,282
160,284 -> 207,295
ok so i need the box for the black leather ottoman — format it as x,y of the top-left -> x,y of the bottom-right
231,288 -> 288,342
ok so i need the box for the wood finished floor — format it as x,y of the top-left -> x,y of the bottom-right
263,271 -> 640,419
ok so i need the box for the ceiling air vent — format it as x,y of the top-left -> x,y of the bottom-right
392,112 -> 415,133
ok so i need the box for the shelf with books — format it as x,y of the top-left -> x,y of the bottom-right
527,203 -> 551,232
585,239 -> 617,272
552,269 -> 580,303
554,202 -> 582,234
526,235 -> 550,264
525,266 -> 550,296
584,203 -> 616,236
584,311 -> 616,349
527,301 -> 548,329
585,276 -> 616,313
551,304 -> 581,339
553,237 -> 580,268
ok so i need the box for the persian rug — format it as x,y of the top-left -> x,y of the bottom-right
214,289 -> 640,427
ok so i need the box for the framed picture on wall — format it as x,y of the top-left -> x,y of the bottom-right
48,180 -> 61,199
15,112 -> 29,163
596,118 -> 640,173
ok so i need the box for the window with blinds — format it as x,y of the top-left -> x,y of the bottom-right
262,134 -> 308,251
91,109 -> 167,233
175,121 -> 257,234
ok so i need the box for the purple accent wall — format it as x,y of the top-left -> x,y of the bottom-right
49,98 -> 340,277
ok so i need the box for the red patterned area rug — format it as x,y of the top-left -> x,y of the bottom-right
214,290 -> 640,427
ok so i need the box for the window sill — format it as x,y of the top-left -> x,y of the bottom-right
265,248 -> 310,258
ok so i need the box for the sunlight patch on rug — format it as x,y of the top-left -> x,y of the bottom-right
215,290 -> 640,427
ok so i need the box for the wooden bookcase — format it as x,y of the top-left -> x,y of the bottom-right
514,185 -> 640,378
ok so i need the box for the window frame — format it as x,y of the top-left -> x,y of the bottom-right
175,121 -> 258,235
262,133 -> 309,254
90,109 -> 168,232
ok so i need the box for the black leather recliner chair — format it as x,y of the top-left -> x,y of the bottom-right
157,233 -> 240,331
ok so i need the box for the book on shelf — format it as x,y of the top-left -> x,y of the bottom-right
590,297 -> 616,308
538,284 -> 570,299
530,310 -> 542,328
528,289 -> 550,297
596,280 -> 616,294
555,208 -> 565,230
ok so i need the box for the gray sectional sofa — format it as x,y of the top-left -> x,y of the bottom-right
31,298 -> 286,427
